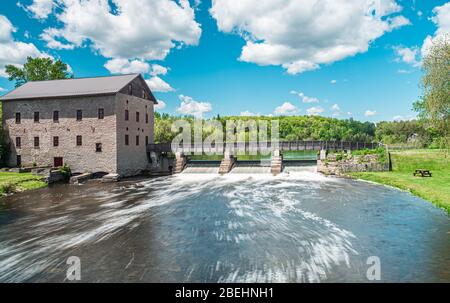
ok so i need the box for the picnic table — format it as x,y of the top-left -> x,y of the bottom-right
413,169 -> 432,177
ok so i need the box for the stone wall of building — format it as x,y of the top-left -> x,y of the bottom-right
115,93 -> 155,177
2,95 -> 118,174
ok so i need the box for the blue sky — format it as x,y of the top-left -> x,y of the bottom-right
0,0 -> 449,122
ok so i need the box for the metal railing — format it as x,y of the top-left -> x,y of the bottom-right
147,140 -> 381,154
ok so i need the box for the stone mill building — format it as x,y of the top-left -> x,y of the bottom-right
0,74 -> 157,177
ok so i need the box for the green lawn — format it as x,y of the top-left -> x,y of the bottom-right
349,149 -> 450,213
0,172 -> 47,195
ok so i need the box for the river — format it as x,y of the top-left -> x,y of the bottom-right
0,168 -> 449,282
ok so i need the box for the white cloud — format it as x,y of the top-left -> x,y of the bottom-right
330,80 -> 337,84
210,0 -> 409,74
347,112 -> 353,116
145,76 -> 174,93
104,58 -> 150,74
0,15 -> 49,77
40,0 -> 201,61
421,2 -> 450,58
331,104 -> 341,116
240,111 -> 259,117
397,3 -> 450,66
364,110 -> 377,117
18,0 -> 55,20
393,115 -> 416,121
290,90 -> 319,103
154,100 -> 167,110
394,46 -> 421,67
0,87 -> 6,92
150,64 -> 169,76
176,95 -> 212,117
331,104 -> 340,111
274,102 -> 299,115
306,106 -> 324,116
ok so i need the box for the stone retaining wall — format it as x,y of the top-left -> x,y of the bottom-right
317,152 -> 389,175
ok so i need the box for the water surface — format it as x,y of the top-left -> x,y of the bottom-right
0,168 -> 449,282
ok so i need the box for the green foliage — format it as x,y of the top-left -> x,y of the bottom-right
58,164 -> 71,178
5,57 -> 73,87
154,114 -> 377,144
0,130 -> 9,168
0,172 -> 47,195
375,120 -> 431,146
413,36 -> 450,149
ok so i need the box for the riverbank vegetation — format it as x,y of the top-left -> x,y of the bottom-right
349,150 -> 450,213
0,172 -> 47,195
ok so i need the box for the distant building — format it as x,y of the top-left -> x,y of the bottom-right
1,74 -> 157,177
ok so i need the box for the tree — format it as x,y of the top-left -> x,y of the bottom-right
5,57 -> 73,87
414,35 -> 450,150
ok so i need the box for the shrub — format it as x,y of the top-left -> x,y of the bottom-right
58,164 -> 71,178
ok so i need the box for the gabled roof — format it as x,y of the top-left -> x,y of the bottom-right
0,73 -> 156,102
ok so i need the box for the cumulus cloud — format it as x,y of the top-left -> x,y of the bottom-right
18,0 -> 55,20
274,102 -> 299,115
146,76 -> 174,93
393,115 -> 415,121
364,110 -> 377,117
210,0 -> 409,74
0,15 -> 49,77
104,58 -> 150,74
331,104 -> 341,116
306,106 -> 324,116
176,95 -> 212,117
330,80 -> 337,84
39,0 -> 201,61
290,90 -> 319,103
394,46 -> 421,67
145,64 -> 173,92
421,2 -> 450,57
395,3 -> 450,67
150,64 -> 169,76
154,100 -> 167,110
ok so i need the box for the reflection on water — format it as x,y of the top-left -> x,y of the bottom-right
0,168 -> 449,282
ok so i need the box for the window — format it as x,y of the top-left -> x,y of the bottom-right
53,111 -> 59,122
136,112 -> 140,122
16,155 -> 21,167
34,137 -> 39,148
125,110 -> 129,121
76,110 -> 82,121
16,137 -> 21,148
15,113 -> 21,124
136,135 -> 139,146
146,113 -> 149,124
142,89 -> 146,99
128,84 -> 133,95
95,143 -> 102,152
145,136 -> 149,146
125,134 -> 129,146
76,135 -> 82,146
53,136 -> 59,147
98,108 -> 104,119
34,112 -> 40,123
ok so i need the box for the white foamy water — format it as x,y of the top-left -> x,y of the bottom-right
1,169 -> 356,282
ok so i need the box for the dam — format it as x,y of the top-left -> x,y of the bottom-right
147,140 -> 381,175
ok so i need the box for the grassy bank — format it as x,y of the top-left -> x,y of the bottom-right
349,150 -> 450,213
0,172 -> 47,195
